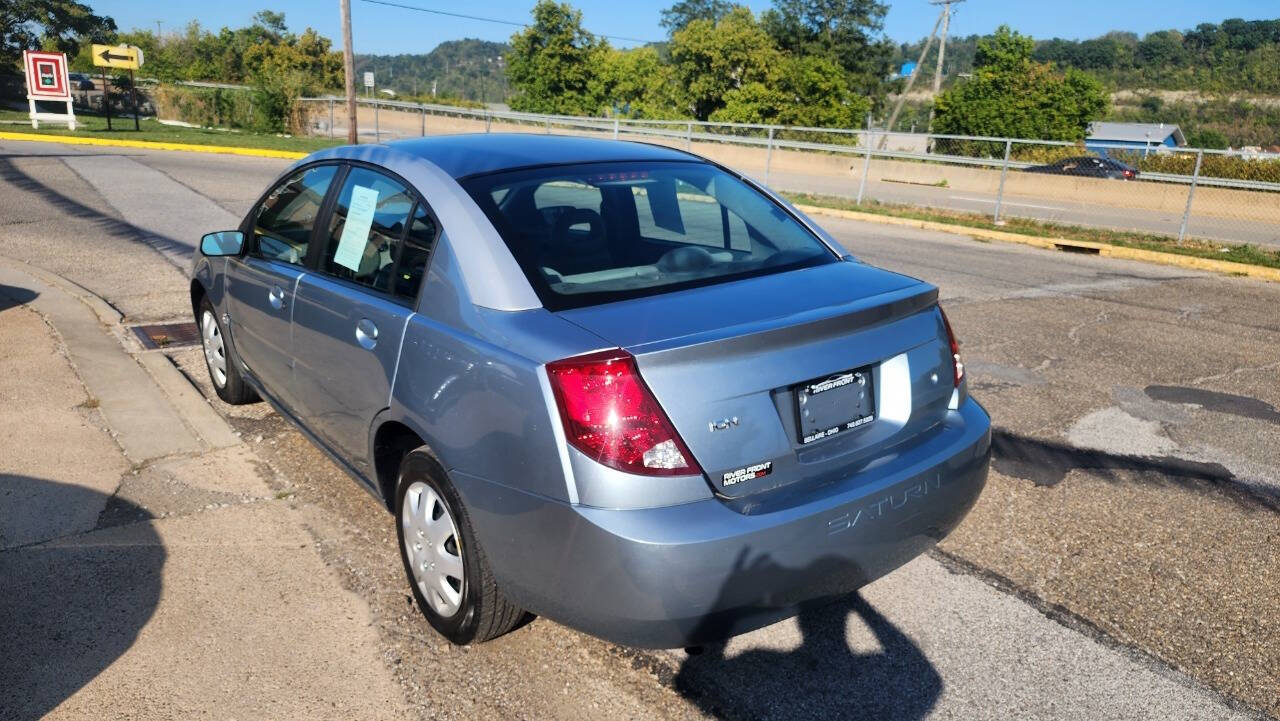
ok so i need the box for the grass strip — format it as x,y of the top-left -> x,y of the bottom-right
0,110 -> 340,153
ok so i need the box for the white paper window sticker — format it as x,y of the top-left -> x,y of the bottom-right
333,185 -> 380,272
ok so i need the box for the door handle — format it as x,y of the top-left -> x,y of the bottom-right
355,318 -> 378,350
268,285 -> 286,310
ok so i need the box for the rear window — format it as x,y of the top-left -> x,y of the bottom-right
461,161 -> 836,310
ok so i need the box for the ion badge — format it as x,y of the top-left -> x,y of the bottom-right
722,461 -> 772,486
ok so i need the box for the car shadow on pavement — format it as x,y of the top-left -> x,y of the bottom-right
673,554 -> 942,721
0,156 -> 194,259
0,284 -> 38,311
991,428 -> 1280,513
0,475 -> 165,721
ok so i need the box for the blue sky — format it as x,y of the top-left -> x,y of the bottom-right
91,1 -> 1279,53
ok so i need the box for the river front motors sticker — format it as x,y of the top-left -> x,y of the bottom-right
722,461 -> 773,486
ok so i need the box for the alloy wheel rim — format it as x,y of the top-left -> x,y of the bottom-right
201,310 -> 227,388
401,480 -> 465,618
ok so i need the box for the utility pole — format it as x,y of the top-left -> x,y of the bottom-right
880,10 -> 942,148
340,0 -> 358,144
882,0 -> 964,147
931,1 -> 953,97
155,20 -> 164,40
927,0 -> 959,135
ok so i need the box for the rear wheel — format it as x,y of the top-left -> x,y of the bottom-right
396,448 -> 525,644
199,297 -> 257,405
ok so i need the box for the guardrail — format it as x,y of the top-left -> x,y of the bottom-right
297,96 -> 1280,248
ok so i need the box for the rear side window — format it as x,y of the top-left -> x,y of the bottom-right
462,161 -> 835,310
251,164 -> 338,266
319,167 -> 417,296
395,204 -> 437,299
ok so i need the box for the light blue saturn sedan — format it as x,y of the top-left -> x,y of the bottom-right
191,134 -> 991,648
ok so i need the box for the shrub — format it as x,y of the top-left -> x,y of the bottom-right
1011,142 -> 1091,164
152,85 -> 256,129
1129,152 -> 1280,183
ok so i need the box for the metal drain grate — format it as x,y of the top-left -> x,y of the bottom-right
131,322 -> 201,350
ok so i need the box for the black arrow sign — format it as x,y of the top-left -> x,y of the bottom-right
98,49 -> 132,63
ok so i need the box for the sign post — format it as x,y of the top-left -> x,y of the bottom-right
130,69 -> 139,130
92,44 -> 144,131
22,51 -> 76,130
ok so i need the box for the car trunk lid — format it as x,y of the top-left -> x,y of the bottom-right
556,261 -> 956,499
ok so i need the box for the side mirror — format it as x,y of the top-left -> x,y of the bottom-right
200,231 -> 244,257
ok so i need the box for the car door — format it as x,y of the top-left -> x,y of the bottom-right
290,165 -> 438,472
1083,158 -> 1108,178
226,163 -> 339,408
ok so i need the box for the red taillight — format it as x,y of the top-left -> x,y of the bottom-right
546,349 -> 701,477
1124,169 -> 1135,179
939,307 -> 965,387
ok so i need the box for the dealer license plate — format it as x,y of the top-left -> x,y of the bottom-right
795,368 -> 875,445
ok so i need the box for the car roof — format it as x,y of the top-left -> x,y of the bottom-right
381,133 -> 699,180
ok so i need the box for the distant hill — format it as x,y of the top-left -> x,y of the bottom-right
355,39 -> 511,103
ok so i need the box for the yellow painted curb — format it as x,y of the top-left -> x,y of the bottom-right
0,131 -> 308,159
795,204 -> 1280,283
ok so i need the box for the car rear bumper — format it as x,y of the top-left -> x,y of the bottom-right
453,397 -> 991,649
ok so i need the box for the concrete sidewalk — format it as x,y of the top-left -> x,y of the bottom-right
0,260 -> 408,720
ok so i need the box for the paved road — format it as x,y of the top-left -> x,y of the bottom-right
768,168 -> 1280,249
354,114 -> 1280,248
1,137 -> 1275,720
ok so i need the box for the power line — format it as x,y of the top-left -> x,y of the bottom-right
357,0 -> 658,45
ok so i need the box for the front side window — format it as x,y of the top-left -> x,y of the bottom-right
251,164 -> 338,266
462,161 -> 835,310
319,167 -> 417,295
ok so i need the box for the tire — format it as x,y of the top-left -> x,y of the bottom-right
396,448 -> 525,645
198,296 -> 257,405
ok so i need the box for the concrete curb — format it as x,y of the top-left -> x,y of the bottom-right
0,255 -> 242,459
136,352 -> 242,450
0,130 -> 309,160
794,203 -> 1280,283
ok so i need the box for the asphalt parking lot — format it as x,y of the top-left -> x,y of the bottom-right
1,138 -> 1276,720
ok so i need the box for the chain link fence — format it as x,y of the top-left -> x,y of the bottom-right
297,96 -> 1280,250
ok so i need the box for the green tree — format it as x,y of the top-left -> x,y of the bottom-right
1,0 -> 115,69
506,0 -> 607,115
1135,30 -> 1186,67
713,54 -> 868,127
252,10 -> 287,36
592,46 -> 683,118
1185,128 -> 1229,149
70,12 -> 343,133
659,0 -> 735,35
244,26 -> 343,131
761,0 -> 892,100
932,26 -> 1108,150
668,7 -> 779,120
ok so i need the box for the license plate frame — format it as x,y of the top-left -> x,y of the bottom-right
795,367 -> 876,445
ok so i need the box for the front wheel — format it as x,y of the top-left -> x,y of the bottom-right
396,448 -> 526,644
199,296 -> 257,405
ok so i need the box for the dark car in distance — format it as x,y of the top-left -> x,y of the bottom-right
67,72 -> 95,91
1024,156 -> 1138,180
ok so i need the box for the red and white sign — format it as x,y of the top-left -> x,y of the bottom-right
23,50 -> 71,100
21,50 -> 76,130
